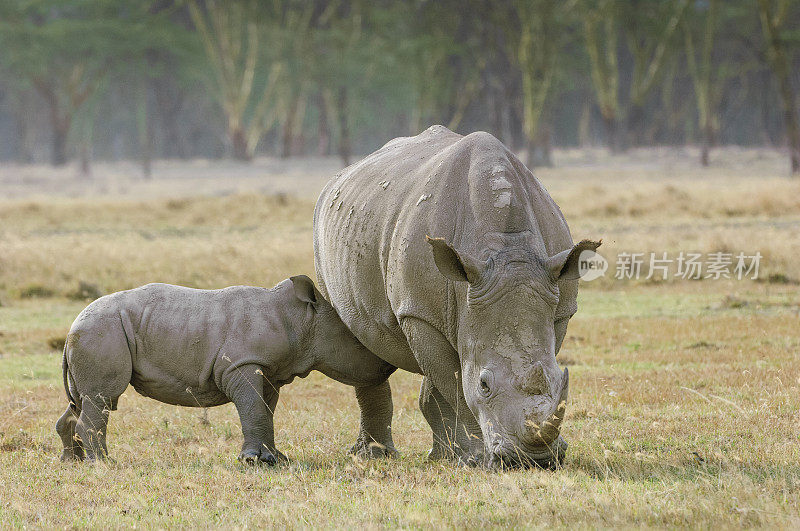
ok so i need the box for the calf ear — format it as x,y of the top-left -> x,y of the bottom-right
426,236 -> 485,283
546,240 -> 602,281
290,275 -> 319,305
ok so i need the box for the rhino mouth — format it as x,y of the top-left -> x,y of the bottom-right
488,435 -> 568,470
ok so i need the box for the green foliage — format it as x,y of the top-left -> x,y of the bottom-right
0,0 -> 797,164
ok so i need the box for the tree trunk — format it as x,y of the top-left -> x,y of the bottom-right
137,86 -> 153,179
51,122 -> 69,166
700,138 -> 710,167
231,127 -> 251,161
14,98 -> 34,163
602,113 -> 622,154
758,0 -> 800,174
578,99 -> 592,147
700,122 -> 715,167
141,131 -> 153,180
337,87 -> 351,166
626,104 -> 645,148
281,95 -> 299,159
79,141 -> 92,178
316,92 -> 330,156
526,131 -> 553,168
775,72 -> 800,173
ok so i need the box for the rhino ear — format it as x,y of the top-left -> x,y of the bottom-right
290,275 -> 324,308
546,240 -> 602,281
426,236 -> 485,283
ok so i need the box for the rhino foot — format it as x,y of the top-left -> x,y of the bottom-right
60,449 -> 84,462
239,448 -> 277,467
271,448 -> 289,463
349,439 -> 399,459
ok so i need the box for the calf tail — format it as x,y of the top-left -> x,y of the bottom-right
62,343 -> 79,413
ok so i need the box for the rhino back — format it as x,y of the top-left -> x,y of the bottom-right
315,126 -> 575,361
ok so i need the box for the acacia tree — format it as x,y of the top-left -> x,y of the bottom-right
307,0 -> 413,165
513,0 -> 574,167
582,0 -> 688,152
188,0 -> 306,161
397,0 -> 486,134
0,2 -> 117,166
582,0 -> 621,152
757,0 -> 800,174
623,0 -> 689,146
684,0 -> 724,166
0,1 -> 177,170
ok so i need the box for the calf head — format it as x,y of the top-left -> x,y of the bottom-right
289,276 -> 391,384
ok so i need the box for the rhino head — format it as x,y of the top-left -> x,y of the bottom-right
427,235 -> 600,469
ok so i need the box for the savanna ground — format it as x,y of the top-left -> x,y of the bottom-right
0,146 -> 799,527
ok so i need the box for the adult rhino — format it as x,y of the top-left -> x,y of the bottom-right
313,125 -> 598,469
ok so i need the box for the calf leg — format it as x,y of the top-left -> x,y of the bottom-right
75,395 -> 111,460
56,406 -> 84,461
350,380 -> 398,458
260,382 -> 288,462
227,364 -> 277,466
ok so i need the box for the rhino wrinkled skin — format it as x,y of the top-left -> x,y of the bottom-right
314,125 -> 599,468
55,276 -> 395,464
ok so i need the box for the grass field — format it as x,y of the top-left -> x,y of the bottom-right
1,149 -> 799,527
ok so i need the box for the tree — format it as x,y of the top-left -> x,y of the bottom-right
513,0 -> 574,167
187,0 -> 302,161
582,0 -> 621,152
622,0 -> 689,147
0,0 -> 178,170
684,0 -> 723,166
757,0 -> 800,174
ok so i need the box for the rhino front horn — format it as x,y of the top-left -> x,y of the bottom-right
536,368 -> 569,444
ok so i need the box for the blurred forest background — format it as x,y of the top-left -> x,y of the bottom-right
0,0 -> 798,175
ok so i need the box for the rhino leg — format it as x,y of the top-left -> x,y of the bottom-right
228,363 -> 277,466
75,394 -> 112,460
350,380 -> 398,458
56,405 -> 84,461
419,377 -> 475,461
261,383 -> 287,462
400,317 -> 484,466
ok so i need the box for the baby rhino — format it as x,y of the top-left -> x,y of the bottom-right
56,276 -> 395,464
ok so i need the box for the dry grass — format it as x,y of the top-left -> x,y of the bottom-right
1,152 -> 799,527
0,194 -> 316,299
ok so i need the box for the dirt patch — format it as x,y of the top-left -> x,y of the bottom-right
717,295 -> 749,309
19,285 -> 55,299
67,280 -> 104,301
48,336 -> 66,351
759,273 -> 799,285
687,340 -> 720,350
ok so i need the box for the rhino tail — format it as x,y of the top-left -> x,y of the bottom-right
62,341 -> 80,414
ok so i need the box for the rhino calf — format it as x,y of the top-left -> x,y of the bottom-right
55,276 -> 395,465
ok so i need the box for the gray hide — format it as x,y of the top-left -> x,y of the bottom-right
314,125 -> 599,468
55,276 -> 396,464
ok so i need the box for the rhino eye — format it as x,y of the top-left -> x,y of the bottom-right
479,369 -> 493,397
